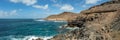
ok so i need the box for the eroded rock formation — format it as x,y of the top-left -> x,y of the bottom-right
49,0 -> 120,40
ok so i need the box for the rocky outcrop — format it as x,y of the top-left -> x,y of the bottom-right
49,0 -> 120,40
81,1 -> 120,14
45,12 -> 78,21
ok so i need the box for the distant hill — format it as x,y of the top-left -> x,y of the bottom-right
45,12 -> 78,21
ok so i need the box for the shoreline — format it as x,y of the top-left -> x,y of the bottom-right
36,0 -> 120,40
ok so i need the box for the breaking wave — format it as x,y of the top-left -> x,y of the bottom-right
35,19 -> 46,21
0,35 -> 53,40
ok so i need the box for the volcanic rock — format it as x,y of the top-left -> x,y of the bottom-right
49,0 -> 120,40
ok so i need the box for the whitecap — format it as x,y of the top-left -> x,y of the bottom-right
53,21 -> 66,22
42,36 -> 53,40
66,27 -> 79,30
0,35 -> 54,40
59,24 -> 67,29
35,19 -> 45,21
23,36 -> 39,40
10,35 -> 53,40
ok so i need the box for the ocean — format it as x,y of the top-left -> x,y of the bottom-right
0,19 -> 68,40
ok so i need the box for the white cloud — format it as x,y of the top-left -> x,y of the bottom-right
0,10 -> 20,17
10,0 -> 49,9
10,10 -> 17,15
22,0 -> 37,6
32,4 -> 48,9
53,4 -> 74,11
10,0 -> 37,6
60,4 -> 74,11
85,0 -> 101,4
10,0 -> 20,3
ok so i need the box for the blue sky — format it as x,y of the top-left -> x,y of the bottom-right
0,0 -> 108,19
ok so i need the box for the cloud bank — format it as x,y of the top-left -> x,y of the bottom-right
85,0 -> 101,4
60,4 -> 74,11
10,0 -> 48,9
32,4 -> 48,9
0,10 -> 20,17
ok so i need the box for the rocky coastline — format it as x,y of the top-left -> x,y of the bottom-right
36,0 -> 120,40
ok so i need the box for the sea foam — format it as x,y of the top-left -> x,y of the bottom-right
53,21 -> 66,22
11,36 -> 53,40
35,20 -> 45,21
1,35 -> 53,40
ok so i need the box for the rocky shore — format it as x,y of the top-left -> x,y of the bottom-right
36,0 -> 120,40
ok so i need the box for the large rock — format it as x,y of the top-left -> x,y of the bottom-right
49,0 -> 120,40
45,12 -> 78,21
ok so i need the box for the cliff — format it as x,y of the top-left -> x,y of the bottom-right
45,12 -> 78,21
50,0 -> 120,40
34,0 -> 120,40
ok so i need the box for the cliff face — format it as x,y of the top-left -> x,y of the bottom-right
45,12 -> 78,21
50,1 -> 120,40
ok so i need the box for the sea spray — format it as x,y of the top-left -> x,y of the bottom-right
11,36 -> 53,40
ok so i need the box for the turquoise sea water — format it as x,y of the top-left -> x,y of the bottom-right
0,19 -> 68,40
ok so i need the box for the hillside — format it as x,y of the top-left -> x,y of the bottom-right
50,0 -> 120,40
45,12 -> 78,21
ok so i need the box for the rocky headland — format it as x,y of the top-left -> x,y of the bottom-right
45,12 -> 78,21
36,0 -> 120,40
